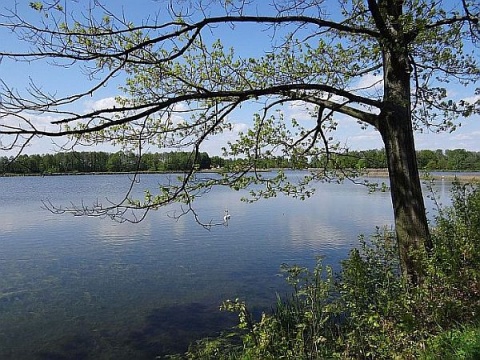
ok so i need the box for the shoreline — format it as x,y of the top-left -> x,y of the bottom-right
1,168 -> 479,182
364,169 -> 480,182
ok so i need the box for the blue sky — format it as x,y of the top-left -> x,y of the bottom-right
0,0 -> 478,156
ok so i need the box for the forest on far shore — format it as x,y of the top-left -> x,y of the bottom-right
1,148 -> 480,175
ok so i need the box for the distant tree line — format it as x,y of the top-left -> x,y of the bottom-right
322,149 -> 480,171
0,151 -> 213,174
1,149 -> 480,175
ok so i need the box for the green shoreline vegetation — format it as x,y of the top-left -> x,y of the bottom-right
2,148 -> 480,177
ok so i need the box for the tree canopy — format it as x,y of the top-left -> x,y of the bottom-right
0,0 -> 479,282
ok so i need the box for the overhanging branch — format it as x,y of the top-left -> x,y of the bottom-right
291,92 -> 379,128
1,83 -> 382,138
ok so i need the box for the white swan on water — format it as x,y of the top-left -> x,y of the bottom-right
223,209 -> 231,223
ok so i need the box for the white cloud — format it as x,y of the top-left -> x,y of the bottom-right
201,122 -> 249,156
286,100 -> 316,122
355,73 -> 383,92
415,127 -> 480,151
344,130 -> 384,150
0,111 -> 69,154
0,113 -> 62,133
84,97 -> 119,112
461,94 -> 480,104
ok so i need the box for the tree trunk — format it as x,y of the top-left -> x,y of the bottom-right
379,43 -> 433,285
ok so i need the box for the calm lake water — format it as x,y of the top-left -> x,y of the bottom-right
0,172 -> 456,359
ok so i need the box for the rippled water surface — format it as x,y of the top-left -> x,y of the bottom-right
0,172 -> 454,359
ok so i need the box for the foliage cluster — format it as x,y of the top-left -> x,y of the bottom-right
421,325 -> 480,360
177,182 -> 480,359
3,148 -> 480,175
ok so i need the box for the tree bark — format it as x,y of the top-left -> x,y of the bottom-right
379,41 -> 433,285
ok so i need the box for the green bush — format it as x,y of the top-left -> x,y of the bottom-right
428,182 -> 480,325
338,229 -> 414,359
217,260 -> 337,359
421,324 -> 480,360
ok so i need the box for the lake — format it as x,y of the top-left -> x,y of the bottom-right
0,172 -> 455,359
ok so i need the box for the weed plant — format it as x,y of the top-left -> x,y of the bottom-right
176,182 -> 480,359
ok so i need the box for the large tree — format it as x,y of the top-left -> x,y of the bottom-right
0,0 -> 478,283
